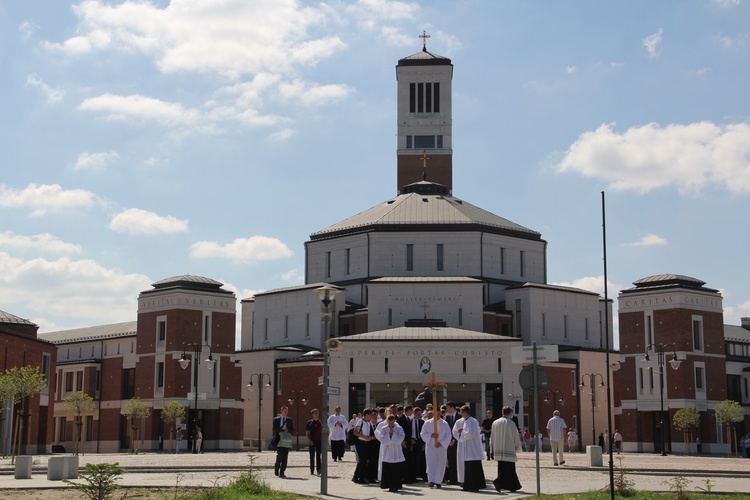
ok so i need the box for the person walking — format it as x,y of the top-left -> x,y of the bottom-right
175,426 -> 182,453
195,427 -> 203,453
522,429 -> 532,452
420,409 -> 451,488
305,409 -> 323,475
546,409 -> 567,466
272,406 -> 294,478
613,430 -> 623,454
453,405 -> 486,492
328,406 -> 349,462
566,428 -> 577,453
375,414 -> 406,493
352,409 -> 374,484
598,432 -> 605,449
481,410 -> 494,460
491,406 -> 522,493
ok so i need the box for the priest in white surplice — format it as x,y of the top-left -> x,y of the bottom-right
375,414 -> 406,493
453,405 -> 486,492
327,405 -> 349,462
420,410 -> 451,488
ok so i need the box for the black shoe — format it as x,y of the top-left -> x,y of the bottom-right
435,484 -> 442,488
560,460 -> 566,465
279,473 -> 286,478
274,470 -> 279,476
389,488 -> 398,492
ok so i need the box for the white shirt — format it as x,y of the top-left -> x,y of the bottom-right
328,413 -> 349,441
546,415 -> 567,442
421,417 -> 451,449
454,416 -> 484,461
375,423 -> 405,463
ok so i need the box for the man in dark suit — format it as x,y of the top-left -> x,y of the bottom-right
272,406 -> 293,478
444,401 -> 459,485
410,406 -> 427,481
396,405 -> 412,483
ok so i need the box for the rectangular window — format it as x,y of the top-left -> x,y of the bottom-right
158,320 -> 166,342
326,251 -> 331,278
264,318 -> 269,342
65,372 -> 73,392
695,366 -> 705,390
437,244 -> 444,271
585,317 -> 589,340
276,370 -> 282,396
76,371 -> 82,392
425,82 -> 432,113
406,244 -> 414,271
385,358 -> 389,373
458,308 -> 463,326
406,135 -> 412,148
542,313 -> 546,337
571,372 -> 577,395
500,248 -> 505,274
434,82 -> 440,112
564,315 -> 568,338
284,316 -> 289,340
436,135 -> 443,148
520,250 -> 525,277
497,358 -> 502,373
417,82 -> 424,113
693,318 -> 703,351
414,135 -> 436,148
204,314 -> 210,343
648,367 -> 654,392
388,308 -> 393,327
157,362 -> 164,388
462,358 -> 467,373
96,369 -> 101,392
42,353 -> 51,389
409,83 -> 416,113
86,415 -> 94,442
58,417 -> 67,442
305,313 -> 310,338
638,367 -> 644,392
122,368 -> 135,399
515,299 -> 522,337
646,315 -> 653,346
350,358 -> 354,373
345,248 -> 351,275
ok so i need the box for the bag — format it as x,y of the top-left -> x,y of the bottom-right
346,428 -> 358,446
278,431 -> 293,449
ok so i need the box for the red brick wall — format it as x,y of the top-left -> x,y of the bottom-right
276,363 -> 323,424
397,154 -> 452,192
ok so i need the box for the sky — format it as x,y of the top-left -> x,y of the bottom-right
1,0 -> 749,346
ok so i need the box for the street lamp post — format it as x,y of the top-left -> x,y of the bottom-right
178,343 -> 216,454
288,390 -> 308,451
316,284 -> 341,496
543,390 -> 565,410
579,373 -> 605,447
643,343 -> 681,456
247,373 -> 272,452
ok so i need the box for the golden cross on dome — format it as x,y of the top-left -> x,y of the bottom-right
420,150 -> 430,180
420,30 -> 430,51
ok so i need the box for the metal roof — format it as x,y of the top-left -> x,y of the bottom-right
341,326 -> 519,342
0,309 -> 36,326
40,321 -> 137,344
369,277 -> 482,284
398,49 -> 452,66
310,185 -> 541,241
621,274 -> 718,294
142,274 -> 233,296
507,282 -> 601,296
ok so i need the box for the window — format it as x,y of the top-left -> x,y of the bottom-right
500,248 -> 505,274
284,316 -> 289,340
350,358 -> 354,373
638,367 -> 644,393
564,315 -> 568,339
406,136 -> 412,148
122,368 -> 135,399
264,318 -> 269,342
695,365 -> 705,391
86,415 -> 94,442
520,250 -> 525,277
345,248 -> 351,275
76,371 -> 83,391
326,251 -> 331,278
406,244 -> 414,271
204,314 -> 210,343
458,308 -> 463,326
276,369 -> 283,396
305,313 -> 310,338
385,358 -> 389,373
437,135 -> 443,148
646,314 -> 653,346
409,82 -> 440,113
158,320 -> 166,342
58,417 -> 67,442
497,358 -> 502,373
692,317 -> 703,351
65,372 -> 73,392
585,317 -> 590,341
388,308 -> 393,327
542,313 -> 546,337
437,244 -> 444,271
157,362 -> 164,388
42,353 -> 51,388
462,358 -> 467,373
515,299 -> 522,338
96,369 -> 101,392
414,135 -> 435,148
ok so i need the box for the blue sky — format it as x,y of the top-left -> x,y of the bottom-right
1,0 -> 749,344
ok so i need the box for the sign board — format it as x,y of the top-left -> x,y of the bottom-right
327,386 -> 341,396
187,392 -> 207,400
518,364 -> 550,394
318,376 -> 324,386
511,345 -> 559,364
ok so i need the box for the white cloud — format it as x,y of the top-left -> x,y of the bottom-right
79,93 -> 200,125
75,151 -> 120,171
695,67 -> 712,77
143,156 -> 168,167
43,0 -> 346,79
0,252 -> 151,326
556,121 -> 750,194
717,33 -> 748,49
109,208 -> 189,235
276,80 -> 352,106
712,0 -> 741,7
0,232 -> 82,255
624,234 -> 668,247
281,269 -> 304,283
25,75 -> 65,103
723,300 -> 750,326
0,183 -> 96,217
268,128 -> 295,143
18,21 -> 38,40
566,66 -> 577,74
643,28 -> 663,58
190,236 -> 293,264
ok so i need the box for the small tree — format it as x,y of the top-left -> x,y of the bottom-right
714,400 -> 744,457
4,366 -> 46,462
120,398 -> 150,453
63,391 -> 96,455
673,407 -> 701,456
161,401 -> 186,453
64,462 -> 125,500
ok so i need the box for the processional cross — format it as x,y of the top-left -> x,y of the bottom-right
422,372 -> 447,446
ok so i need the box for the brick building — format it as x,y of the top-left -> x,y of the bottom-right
0,310 -> 56,455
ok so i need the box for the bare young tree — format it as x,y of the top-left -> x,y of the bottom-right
63,391 -> 96,455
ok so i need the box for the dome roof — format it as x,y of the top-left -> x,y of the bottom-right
621,274 -> 718,294
0,309 -> 35,326
310,181 -> 541,241
398,49 -> 452,66
143,274 -> 232,295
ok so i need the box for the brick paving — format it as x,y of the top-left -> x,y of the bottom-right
0,449 -> 748,498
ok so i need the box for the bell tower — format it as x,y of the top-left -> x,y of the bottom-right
396,32 -> 453,193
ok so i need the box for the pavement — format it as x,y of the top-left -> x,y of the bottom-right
1,448 -> 748,498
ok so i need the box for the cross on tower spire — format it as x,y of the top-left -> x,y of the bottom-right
419,150 -> 430,180
419,30 -> 430,52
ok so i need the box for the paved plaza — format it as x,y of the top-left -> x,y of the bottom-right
0,449 -> 748,498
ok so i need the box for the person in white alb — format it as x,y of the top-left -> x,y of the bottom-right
490,406 -> 522,493
328,405 -> 349,462
453,405 -> 486,492
546,409 -> 567,466
375,414 -> 406,493
420,410 -> 451,488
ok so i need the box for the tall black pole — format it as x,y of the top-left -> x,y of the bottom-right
659,356 -> 666,456
258,374 -> 263,453
192,347 -> 199,453
601,191 -> 614,499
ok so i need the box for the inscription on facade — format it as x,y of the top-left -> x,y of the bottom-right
139,293 -> 235,311
351,349 -> 505,358
620,293 -> 721,311
391,296 -> 459,303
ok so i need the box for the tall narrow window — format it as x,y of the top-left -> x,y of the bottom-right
305,313 -> 310,338
585,317 -> 590,341
638,367 -> 644,393
564,315 -> 568,338
204,314 -> 210,343
350,358 -> 354,373
458,308 -> 463,326
76,371 -> 83,391
500,248 -> 505,274
157,362 -> 164,388
520,250 -> 526,277
417,83 -> 424,113
284,316 -> 289,340
515,299 -> 522,338
85,415 -> 94,442
158,320 -> 166,342
388,308 -> 393,327
425,82 -> 432,112
385,358 -> 389,373
406,244 -> 414,271
409,82 -> 416,113
326,251 -> 331,278
692,318 -> 703,351
436,244 -> 444,271
542,313 -> 546,337
264,318 -> 269,342
646,315 -> 653,345
433,82 -> 440,112
462,358 -> 467,373
345,248 -> 351,275
497,358 -> 502,373
571,372 -> 577,394
695,366 -> 705,390
65,372 -> 73,392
